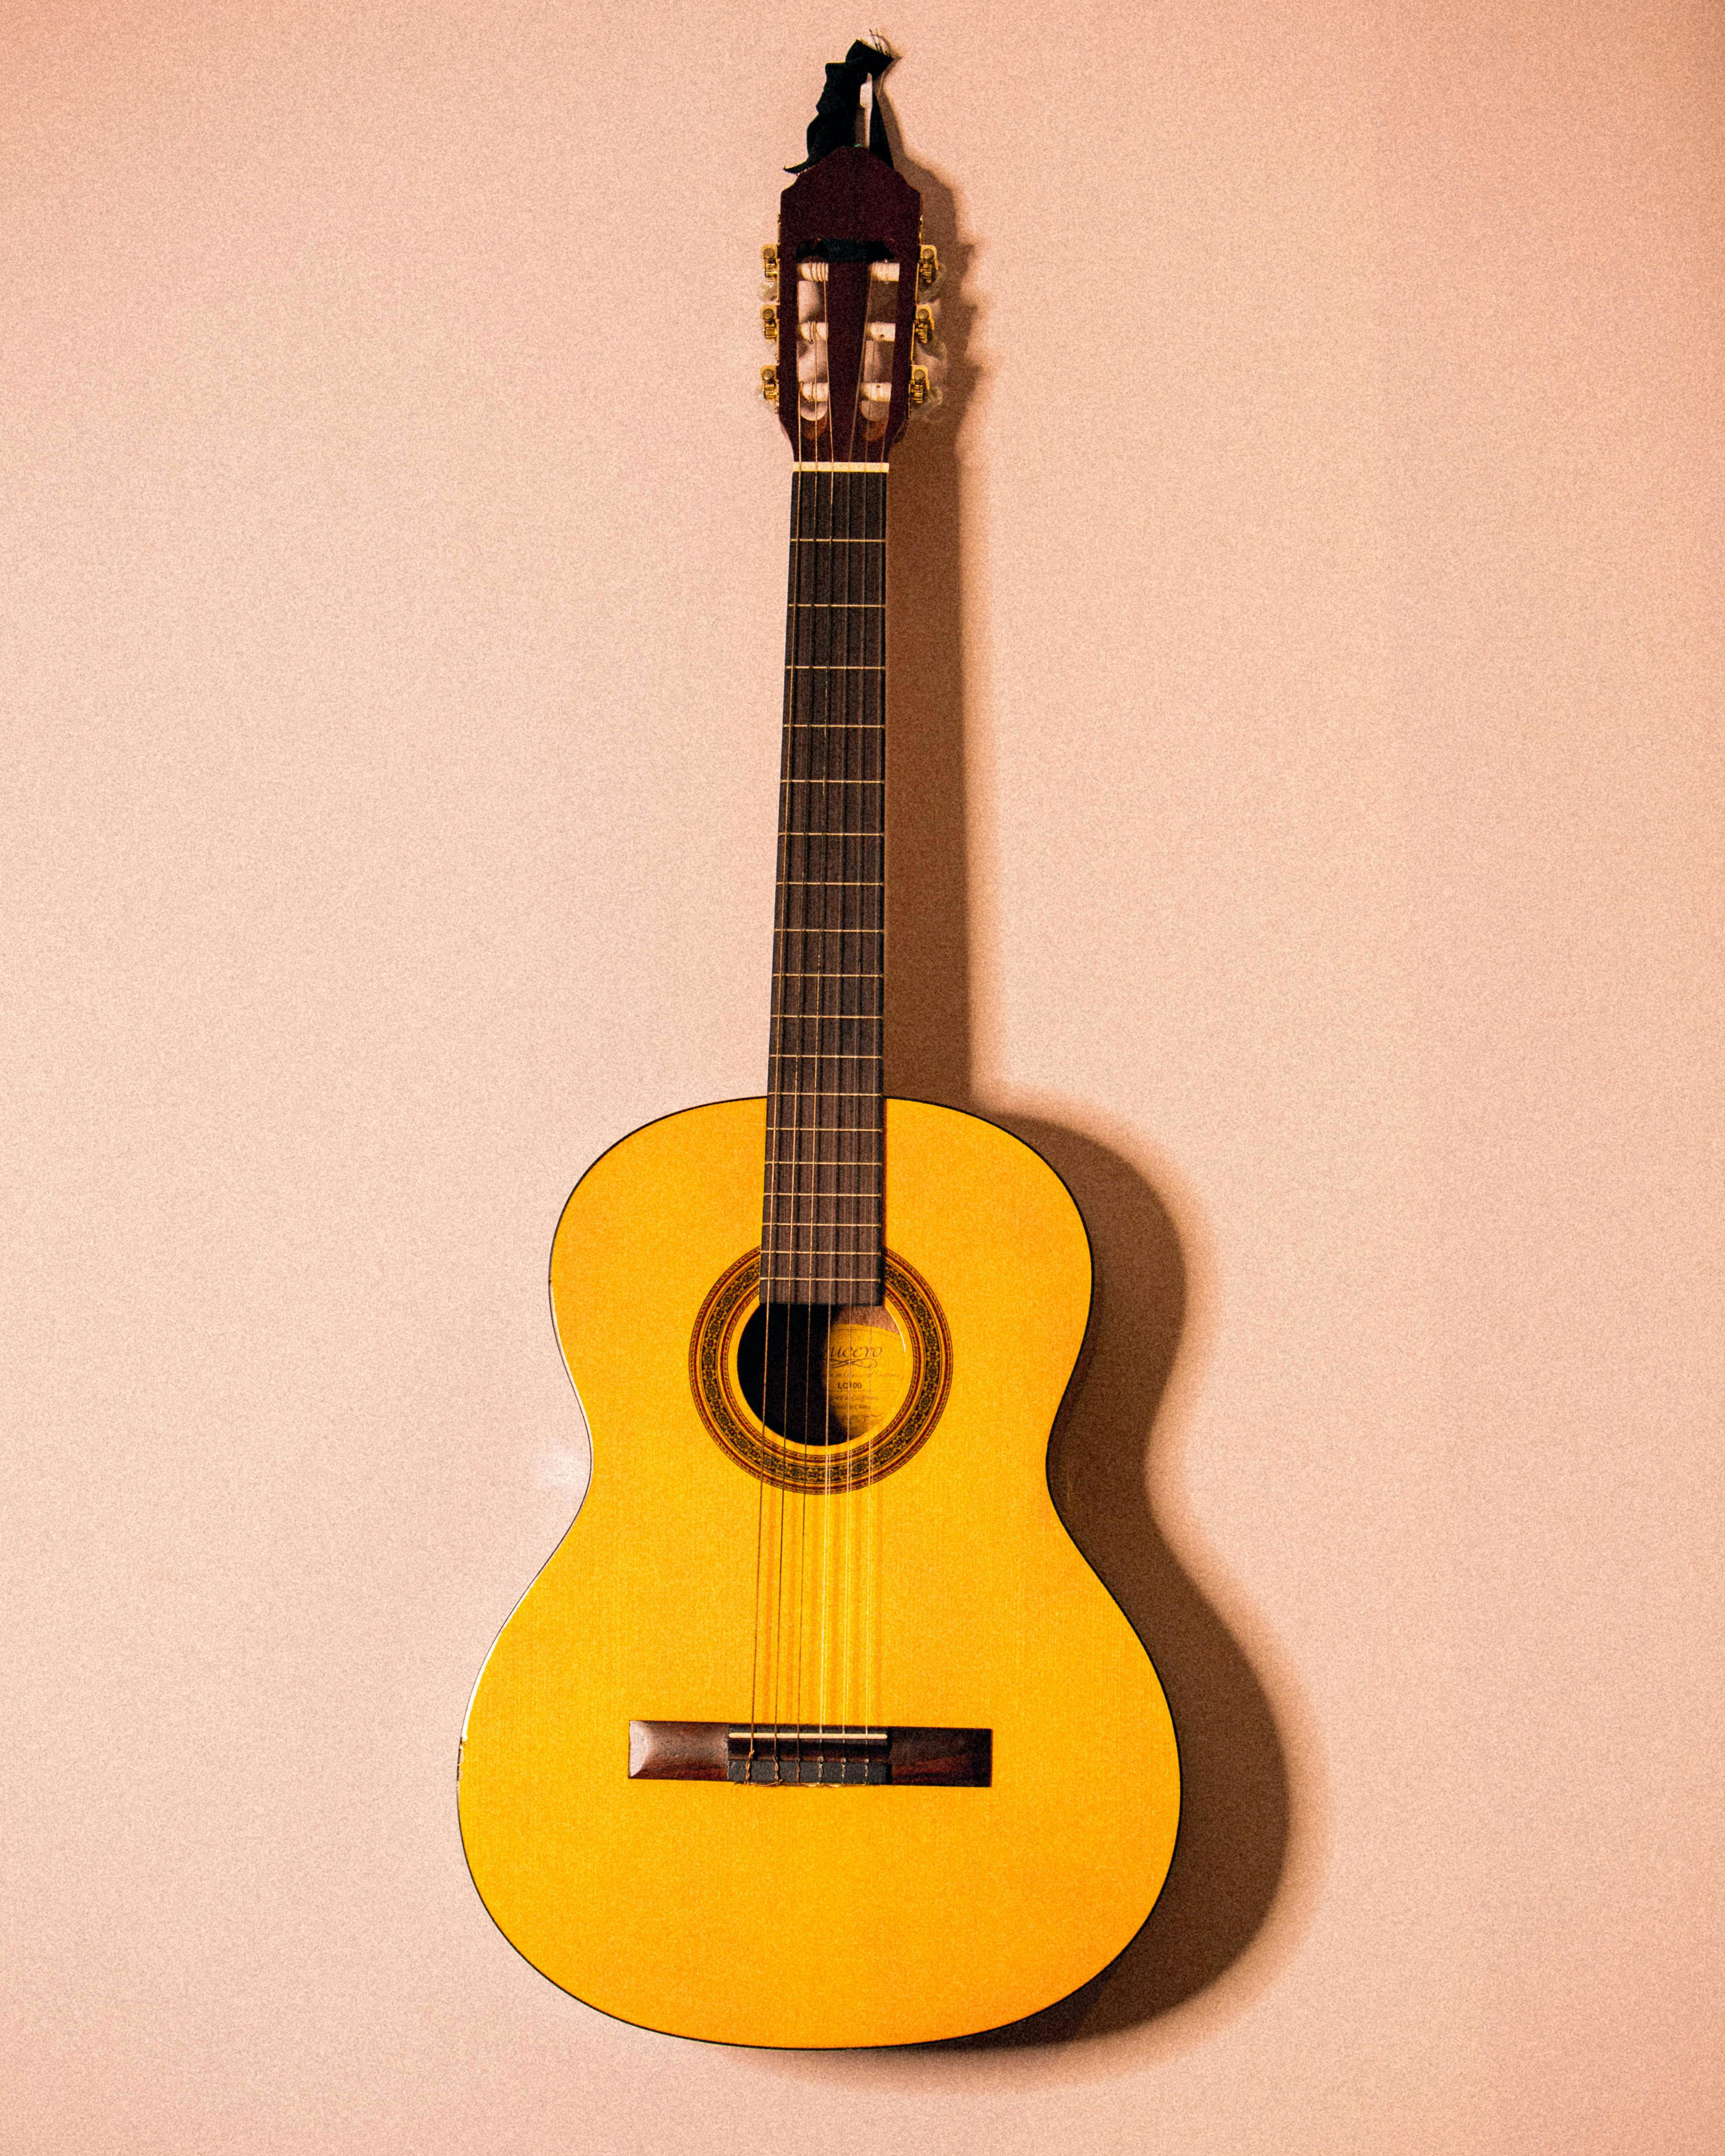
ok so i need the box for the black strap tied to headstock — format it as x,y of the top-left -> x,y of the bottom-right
787,39 -> 895,172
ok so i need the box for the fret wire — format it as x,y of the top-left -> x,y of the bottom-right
763,1207 -> 883,1219
763,1191 -> 881,1198
763,1212 -> 880,1221
763,1247 -> 879,1255
762,1164 -> 882,1174
763,1123 -> 882,1134
762,1172 -> 880,1182
765,1124 -> 882,1135
763,1204 -> 880,1215
762,1198 -> 883,1208
763,1267 -> 884,1285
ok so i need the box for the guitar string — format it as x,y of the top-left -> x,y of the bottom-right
873,278 -> 893,1755
871,276 -> 891,1745
836,438 -> 854,1753
783,279 -> 827,1776
757,367 -> 793,1780
793,278 -> 823,1776
794,263 -> 836,1777
843,314 -> 879,1755
767,284 -> 817,1780
812,433 -> 830,1767
842,276 -> 884,1766
749,449 -> 782,1774
818,291 -> 858,1768
777,365 -> 818,1774
827,319 -> 863,1763
842,338 -> 867,1751
853,272 -> 887,1757
858,282 -> 887,1752
873,280 -> 891,1753
761,340 -> 806,1780
798,428 -> 823,1774
815,433 -> 836,1768
821,322 -> 856,1763
817,275 -> 850,1772
817,411 -> 838,1765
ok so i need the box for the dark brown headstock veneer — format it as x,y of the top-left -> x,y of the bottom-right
775,148 -> 922,456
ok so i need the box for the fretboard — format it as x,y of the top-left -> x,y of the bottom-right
760,463 -> 887,1305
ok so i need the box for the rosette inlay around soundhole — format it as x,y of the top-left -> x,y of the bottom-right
689,1249 -> 950,1492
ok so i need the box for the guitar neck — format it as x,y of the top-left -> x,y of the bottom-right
760,462 -> 889,1306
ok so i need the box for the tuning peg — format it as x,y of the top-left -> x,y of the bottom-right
917,244 -> 939,291
913,304 -> 935,348
908,365 -> 931,407
761,303 -> 779,343
762,242 -> 780,279
760,365 -> 779,403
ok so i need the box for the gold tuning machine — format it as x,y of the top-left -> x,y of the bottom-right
908,365 -> 931,408
762,242 -> 780,281
761,303 -> 779,343
913,304 -> 935,348
917,243 -> 939,290
760,364 -> 779,403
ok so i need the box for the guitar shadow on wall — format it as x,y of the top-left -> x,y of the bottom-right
867,131 -> 1318,2056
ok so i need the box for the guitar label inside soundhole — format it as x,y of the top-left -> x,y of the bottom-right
689,1249 -> 950,1491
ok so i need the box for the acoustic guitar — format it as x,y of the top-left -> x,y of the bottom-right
458,80 -> 1180,2048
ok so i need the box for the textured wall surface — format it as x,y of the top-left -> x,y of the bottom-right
5,3 -> 1722,2149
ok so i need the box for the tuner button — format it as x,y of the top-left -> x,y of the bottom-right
908,365 -> 931,407
760,364 -> 779,403
917,244 -> 939,290
761,303 -> 779,343
913,305 -> 935,348
762,242 -> 780,278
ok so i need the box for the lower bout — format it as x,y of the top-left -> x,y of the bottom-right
460,1743 -> 1177,2047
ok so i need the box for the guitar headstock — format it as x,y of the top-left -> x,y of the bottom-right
759,148 -> 931,464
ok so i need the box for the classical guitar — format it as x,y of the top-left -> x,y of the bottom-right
458,47 -> 1180,2047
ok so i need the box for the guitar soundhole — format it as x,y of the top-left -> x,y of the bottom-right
736,1304 -> 853,1447
689,1251 -> 951,1491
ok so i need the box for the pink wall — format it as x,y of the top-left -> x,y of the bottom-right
5,3 -> 1721,2148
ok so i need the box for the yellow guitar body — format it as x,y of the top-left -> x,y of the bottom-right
458,1096 -> 1180,2047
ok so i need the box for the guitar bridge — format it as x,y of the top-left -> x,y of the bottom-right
628,1721 -> 991,1787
